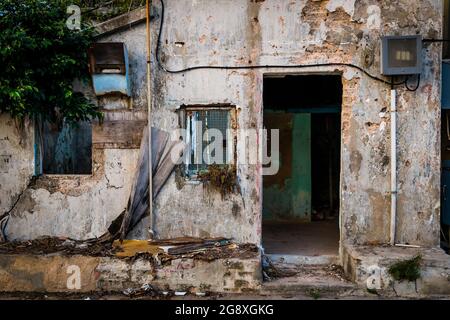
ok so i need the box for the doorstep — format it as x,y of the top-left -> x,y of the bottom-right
342,244 -> 450,297
267,254 -> 339,266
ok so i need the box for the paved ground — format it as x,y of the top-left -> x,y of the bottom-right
262,220 -> 339,256
1,291 -> 448,300
0,292 -> 398,300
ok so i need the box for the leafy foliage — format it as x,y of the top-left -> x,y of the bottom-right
388,255 -> 422,282
0,0 -> 102,124
307,288 -> 321,300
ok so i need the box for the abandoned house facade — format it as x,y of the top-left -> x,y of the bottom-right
1,0 -> 450,294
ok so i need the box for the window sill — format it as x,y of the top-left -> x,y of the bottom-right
40,174 -> 93,178
183,179 -> 202,185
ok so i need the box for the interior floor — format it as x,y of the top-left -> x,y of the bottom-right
262,219 -> 339,256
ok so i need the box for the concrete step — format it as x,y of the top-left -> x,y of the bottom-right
260,264 -> 356,297
267,254 -> 339,266
343,245 -> 450,297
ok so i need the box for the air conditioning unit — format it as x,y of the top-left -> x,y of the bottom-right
381,35 -> 422,76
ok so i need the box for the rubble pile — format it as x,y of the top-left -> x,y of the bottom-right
0,236 -> 259,263
0,236 -> 116,256
114,237 -> 259,264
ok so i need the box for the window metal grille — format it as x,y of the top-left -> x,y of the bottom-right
185,109 -> 230,176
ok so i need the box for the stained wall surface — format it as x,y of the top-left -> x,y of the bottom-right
0,0 -> 443,247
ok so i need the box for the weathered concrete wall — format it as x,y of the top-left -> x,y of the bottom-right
343,245 -> 450,296
1,0 -> 443,248
5,148 -> 139,240
0,253 -> 261,293
150,0 -> 443,246
0,115 -> 34,216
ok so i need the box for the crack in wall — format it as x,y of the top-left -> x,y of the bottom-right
0,177 -> 35,242
105,174 -> 123,190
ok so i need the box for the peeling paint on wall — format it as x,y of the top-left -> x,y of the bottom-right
0,0 -> 443,248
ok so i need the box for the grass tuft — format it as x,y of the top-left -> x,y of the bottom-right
388,255 -> 422,282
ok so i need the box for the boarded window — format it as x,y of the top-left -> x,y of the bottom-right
180,107 -> 234,177
39,121 -> 92,174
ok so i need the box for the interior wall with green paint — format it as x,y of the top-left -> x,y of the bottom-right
263,112 -> 311,222
291,113 -> 311,220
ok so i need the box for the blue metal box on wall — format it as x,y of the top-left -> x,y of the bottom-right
89,42 -> 131,96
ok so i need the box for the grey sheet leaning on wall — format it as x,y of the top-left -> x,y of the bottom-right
106,126 -> 186,241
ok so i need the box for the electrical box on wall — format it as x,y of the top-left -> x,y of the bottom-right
88,42 -> 131,96
381,35 -> 422,76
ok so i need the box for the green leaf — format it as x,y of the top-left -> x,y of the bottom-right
0,0 -> 100,124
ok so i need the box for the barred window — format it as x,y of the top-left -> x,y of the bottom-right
179,106 -> 236,178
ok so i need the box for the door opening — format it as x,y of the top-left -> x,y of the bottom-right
441,108 -> 450,254
262,75 -> 342,258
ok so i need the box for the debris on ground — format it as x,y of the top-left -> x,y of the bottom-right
0,235 -> 259,266
164,237 -> 231,255
114,237 -> 258,264
120,284 -> 214,299
112,239 -> 163,258
324,264 -> 348,282
122,284 -> 169,299
0,236 -> 117,256
262,255 -> 297,281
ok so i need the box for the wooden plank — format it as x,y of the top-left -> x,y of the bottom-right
94,7 -> 147,38
112,240 -> 162,258
168,239 -> 231,255
93,120 -> 146,149
149,237 -> 225,246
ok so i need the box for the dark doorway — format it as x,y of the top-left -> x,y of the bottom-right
262,75 -> 341,257
439,1 -> 450,254
441,108 -> 450,254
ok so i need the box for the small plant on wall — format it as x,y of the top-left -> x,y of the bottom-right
198,164 -> 240,200
388,255 -> 422,282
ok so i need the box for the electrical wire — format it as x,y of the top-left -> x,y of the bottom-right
155,0 -> 408,87
405,74 -> 421,92
423,39 -> 450,42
